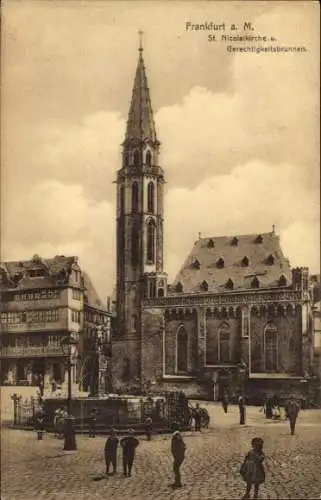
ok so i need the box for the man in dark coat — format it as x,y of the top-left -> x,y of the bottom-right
238,396 -> 246,425
120,429 -> 139,477
194,403 -> 202,432
222,392 -> 229,414
170,427 -> 186,488
105,428 -> 119,474
286,397 -> 300,435
144,416 -> 153,441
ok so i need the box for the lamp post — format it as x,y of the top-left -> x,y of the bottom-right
61,335 -> 77,451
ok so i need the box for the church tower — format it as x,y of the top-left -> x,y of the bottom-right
115,37 -> 167,384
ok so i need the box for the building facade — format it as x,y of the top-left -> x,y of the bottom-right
111,43 -> 316,402
0,255 -> 111,395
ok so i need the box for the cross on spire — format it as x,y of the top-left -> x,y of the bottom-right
138,30 -> 144,51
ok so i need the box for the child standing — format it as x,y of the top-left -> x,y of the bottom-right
104,429 -> 119,475
240,437 -> 265,499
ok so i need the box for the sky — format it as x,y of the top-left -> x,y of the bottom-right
1,0 -> 320,302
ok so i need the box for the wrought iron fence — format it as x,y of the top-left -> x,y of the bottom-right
12,391 -> 191,431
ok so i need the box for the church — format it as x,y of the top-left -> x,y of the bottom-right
111,41 -> 315,402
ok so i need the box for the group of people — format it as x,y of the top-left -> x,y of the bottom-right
104,425 -> 186,488
188,403 -> 210,431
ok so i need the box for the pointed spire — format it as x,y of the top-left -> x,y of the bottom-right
124,32 -> 158,145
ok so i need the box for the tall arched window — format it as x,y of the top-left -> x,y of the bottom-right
264,324 -> 278,371
147,182 -> 155,212
145,150 -> 152,165
131,224 -> 139,266
134,150 -> 140,165
147,220 -> 155,263
129,285 -> 137,310
176,327 -> 188,373
132,182 -> 139,212
119,186 -> 125,214
219,327 -> 230,362
130,315 -> 138,332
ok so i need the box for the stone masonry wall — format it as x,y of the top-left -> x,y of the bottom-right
111,338 -> 141,389
250,312 -> 302,374
141,307 -> 164,385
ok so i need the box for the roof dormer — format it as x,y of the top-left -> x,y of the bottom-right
192,259 -> 200,270
242,256 -> 250,267
226,278 -> 234,290
176,281 -> 183,293
278,274 -> 287,287
200,280 -> 208,291
266,254 -> 275,265
251,276 -> 260,288
216,257 -> 225,269
255,234 -> 263,244
207,239 -> 215,248
231,237 -> 239,246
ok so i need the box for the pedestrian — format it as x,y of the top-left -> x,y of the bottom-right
240,437 -> 265,499
89,408 -> 97,438
238,396 -> 246,425
120,428 -> 139,477
144,416 -> 152,441
285,396 -> 300,435
170,425 -> 186,488
194,403 -> 202,432
222,392 -> 229,414
104,429 -> 119,475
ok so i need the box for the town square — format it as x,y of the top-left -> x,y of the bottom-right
2,404 -> 321,500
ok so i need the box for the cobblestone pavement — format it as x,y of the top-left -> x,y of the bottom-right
1,405 -> 321,500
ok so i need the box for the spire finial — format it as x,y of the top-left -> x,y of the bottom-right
138,30 -> 144,52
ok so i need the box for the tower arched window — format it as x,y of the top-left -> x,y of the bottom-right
147,182 -> 155,212
131,224 -> 139,266
176,282 -> 183,293
132,182 -> 139,212
134,150 -> 140,166
130,315 -> 138,332
219,329 -> 230,363
264,324 -> 278,371
176,327 -> 188,373
145,150 -> 152,166
147,220 -> 155,263
124,154 -> 129,166
119,186 -> 125,214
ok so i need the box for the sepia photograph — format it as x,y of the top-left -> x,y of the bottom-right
1,1 -> 320,499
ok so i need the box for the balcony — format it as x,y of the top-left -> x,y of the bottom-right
0,321 -> 66,334
0,345 -> 64,358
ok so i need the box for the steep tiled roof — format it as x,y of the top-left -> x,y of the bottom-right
171,232 -> 292,294
83,272 -> 106,311
0,255 -> 76,290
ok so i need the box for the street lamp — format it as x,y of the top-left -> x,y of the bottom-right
61,335 -> 78,451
